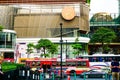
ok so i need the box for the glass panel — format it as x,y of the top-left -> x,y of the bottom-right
57,62 -> 66,66
0,32 -> 6,48
0,32 -> 16,49
67,62 -> 76,66
77,61 -> 87,66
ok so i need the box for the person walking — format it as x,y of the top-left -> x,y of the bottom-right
111,58 -> 120,80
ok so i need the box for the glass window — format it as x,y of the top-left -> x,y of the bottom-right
0,32 -> 16,49
77,61 -> 86,66
57,62 -> 66,66
67,62 -> 76,66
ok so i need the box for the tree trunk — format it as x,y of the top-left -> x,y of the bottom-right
27,53 -> 30,58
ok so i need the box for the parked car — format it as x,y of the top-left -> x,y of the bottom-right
80,68 -> 110,78
90,65 -> 111,74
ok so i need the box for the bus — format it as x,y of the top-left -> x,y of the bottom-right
25,58 -> 90,75
79,54 -> 120,67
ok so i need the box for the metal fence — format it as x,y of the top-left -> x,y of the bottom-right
3,66 -> 55,80
2,66 -> 112,80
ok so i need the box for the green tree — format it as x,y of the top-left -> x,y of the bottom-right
0,25 -> 4,31
113,15 -> 120,24
36,39 -> 56,58
48,44 -> 58,58
72,38 -> 82,57
26,43 -> 34,58
86,0 -> 91,4
90,27 -> 116,53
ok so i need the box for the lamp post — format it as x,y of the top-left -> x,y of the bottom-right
60,23 -> 63,80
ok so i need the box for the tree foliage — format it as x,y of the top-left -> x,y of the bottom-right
90,27 -> 116,52
48,44 -> 58,55
36,39 -> 52,49
86,0 -> 91,4
26,43 -> 34,58
0,25 -> 4,31
36,39 -> 57,58
113,15 -> 120,24
72,38 -> 82,56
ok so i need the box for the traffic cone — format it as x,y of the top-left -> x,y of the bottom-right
67,75 -> 70,80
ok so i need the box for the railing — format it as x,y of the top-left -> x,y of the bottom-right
2,66 -> 112,80
83,72 -> 111,80
90,13 -> 120,26
3,66 -> 55,80
90,21 -> 120,26
0,45 -> 13,48
80,34 -> 89,37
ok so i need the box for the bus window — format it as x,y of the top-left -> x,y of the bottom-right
57,62 -> 66,66
93,57 -> 96,62
104,57 -> 108,61
62,62 -> 66,66
108,57 -> 112,61
77,61 -> 87,66
67,62 -> 76,66
98,57 -> 102,62
67,62 -> 72,66
89,57 -> 93,62
71,62 -> 76,66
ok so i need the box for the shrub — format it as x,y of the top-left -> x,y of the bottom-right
2,62 -> 24,72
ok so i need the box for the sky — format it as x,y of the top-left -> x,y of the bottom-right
90,0 -> 119,14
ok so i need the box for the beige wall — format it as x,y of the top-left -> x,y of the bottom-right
80,4 -> 90,32
14,4 -> 89,38
0,6 -> 14,29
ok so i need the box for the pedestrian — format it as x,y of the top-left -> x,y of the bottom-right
0,58 -> 4,80
111,58 -> 120,80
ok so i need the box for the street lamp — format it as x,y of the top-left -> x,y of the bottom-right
60,23 -> 63,80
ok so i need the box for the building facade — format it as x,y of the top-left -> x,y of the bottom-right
0,0 -> 90,60
0,29 -> 16,60
89,12 -> 120,54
